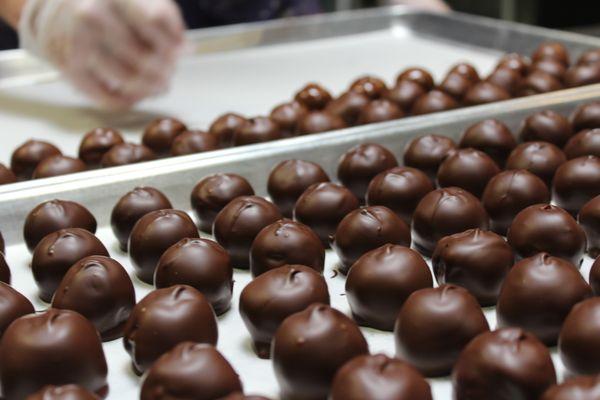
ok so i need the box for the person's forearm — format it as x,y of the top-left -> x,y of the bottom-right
0,0 -> 26,28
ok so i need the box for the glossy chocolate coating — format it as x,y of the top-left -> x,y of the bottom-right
507,204 -> 586,266
578,49 -> 600,66
209,113 -> 247,148
357,99 -> 404,124
296,110 -> 345,135
532,42 -> 570,65
123,285 -> 218,375
403,134 -> 457,180
233,116 -> 282,146
32,228 -> 109,302
449,63 -> 480,82
268,160 -> 329,217
0,253 -> 10,284
541,376 -> 600,400
579,195 -> 600,257
552,155 -> 600,214
100,143 -> 155,168
497,253 -> 591,345
591,257 -> 600,295
565,63 -> 600,87
346,244 -> 432,331
52,256 -> 135,341
11,140 -> 62,180
349,76 -> 388,99
270,101 -> 308,136
140,342 -> 241,400
26,385 -> 100,400
517,70 -> 563,96
32,156 -> 87,179
129,209 -> 199,283
386,79 -> 427,112
239,265 -> 329,358
78,128 -> 124,166
531,59 -> 567,81
293,182 -> 360,247
0,309 -> 108,400
272,304 -> 369,400
438,72 -> 474,100
463,82 -> 511,106
482,169 -> 550,235
155,238 -> 233,315
170,130 -> 219,156
294,83 -> 332,110
0,282 -> 34,337
519,110 -> 573,147
190,173 -> 254,233
452,328 -> 557,400
111,186 -> 172,251
332,206 -> 411,274
564,128 -> 600,159
394,285 -> 489,377
366,166 -> 434,223
412,187 -> 489,256
506,141 -> 567,184
437,148 -> 501,198
330,354 -> 433,400
213,196 -> 282,269
250,220 -> 324,277
570,101 -> 600,132
396,67 -> 435,90
432,229 -> 514,306
411,90 -> 459,115
486,67 -> 522,95
459,119 -> 516,167
496,53 -> 531,76
326,91 -> 370,126
337,143 -> 398,201
0,163 -> 16,185
24,200 -> 97,253
558,297 -> 600,375
142,117 -> 187,155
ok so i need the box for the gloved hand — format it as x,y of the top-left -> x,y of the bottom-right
19,0 -> 185,109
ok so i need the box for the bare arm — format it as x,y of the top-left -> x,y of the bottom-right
0,0 -> 26,28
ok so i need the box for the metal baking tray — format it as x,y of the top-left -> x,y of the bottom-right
1,6 -> 600,167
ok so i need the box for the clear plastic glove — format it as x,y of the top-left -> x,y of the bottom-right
19,0 -> 185,109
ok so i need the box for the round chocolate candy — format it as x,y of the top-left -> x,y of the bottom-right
438,72 -> 474,100
518,110 -> 573,147
552,155 -> 600,214
437,148 -> 501,198
532,42 -> 570,65
170,130 -> 219,156
213,196 -> 282,269
459,119 -> 517,167
330,354 -> 433,400
449,63 -> 480,82
140,342 -> 242,400
452,328 -> 557,400
0,282 -> 34,337
32,228 -> 108,303
123,285 -> 218,375
497,253 -> 592,345
482,169 -> 551,235
349,76 -> 388,99
294,83 -> 333,110
272,303 -> 369,400
517,70 -> 563,96
297,110 -> 346,135
507,204 -> 586,266
239,264 -> 329,358
394,285 -> 489,377
142,117 -> 187,155
463,82 -> 511,106
486,67 -> 522,95
32,156 -> 86,179
331,206 -> 411,274
579,195 -> 600,257
570,101 -> 600,132
403,134 -> 457,180
11,139 -> 62,180
293,182 -> 360,247
386,79 -> 427,112
52,255 -> 136,341
155,238 -> 233,315
209,113 -> 247,148
357,99 -> 404,124
578,49 -> 600,66
326,91 -> 370,126
0,231 -> 3,255
0,309 -> 108,399
540,376 -> 600,400
496,53 -> 531,76
267,159 -> 329,217
0,163 -> 16,185
565,63 -> 600,87
129,209 -> 199,283
346,244 -> 433,331
100,143 -> 155,168
111,186 -> 173,251
337,143 -> 398,201
412,187 -> 489,256
190,173 -> 254,233
591,257 -> 600,295
233,116 -> 282,146
270,101 -> 308,136
78,128 -> 124,167
0,253 -> 10,284
564,128 -> 600,159
365,166 -> 434,224
432,229 -> 514,306
26,385 -> 100,400
411,90 -> 459,115
396,67 -> 435,90
506,141 -> 567,184
558,297 -> 600,375
531,59 -> 567,81
250,220 -> 324,277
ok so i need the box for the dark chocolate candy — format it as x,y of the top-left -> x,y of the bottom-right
438,72 -> 474,100
570,101 -> 600,132
505,141 -> 567,185
0,282 -> 34,337
270,101 -> 308,136
233,117 -> 282,146
564,128 -> 600,159
396,67 -> 435,90
0,253 -> 10,284
531,59 -> 567,81
0,163 -> 16,185
209,113 -> 247,148
294,83 -> 333,110
326,91 -> 370,126
558,297 -> 600,375
577,49 -> 600,66
349,76 -> 388,99
517,70 -> 563,96
170,130 -> 219,156
296,110 -> 346,135
565,63 -> 600,87
532,42 -> 570,65
32,156 -> 86,179
486,67 -> 522,95
411,90 -> 459,115
459,119 -> 517,167
552,155 -> 600,214
11,140 -> 62,181
463,82 -> 511,106
386,79 -> 427,112
403,134 -> 457,180
540,376 -> 600,400
78,128 -> 124,166
142,117 -> 187,155
448,63 -> 480,82
579,195 -> 600,257
518,110 -> 573,147
26,385 -> 100,400
437,148 -> 501,198
496,53 -> 531,76
100,143 -> 155,168
357,99 -> 404,124
590,256 -> 600,296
